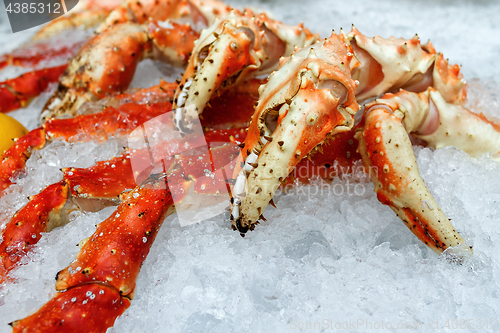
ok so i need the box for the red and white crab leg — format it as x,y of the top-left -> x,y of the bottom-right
0,154 -> 138,284
1,89 -> 175,194
356,87 -> 500,254
173,9 -> 318,131
0,182 -> 68,284
10,181 -> 181,333
230,32 -> 359,233
0,65 -> 66,113
0,46 -> 76,73
41,21 -> 198,120
7,122 -> 246,331
0,9 -> 110,72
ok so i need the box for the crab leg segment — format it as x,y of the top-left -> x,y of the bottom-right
354,88 -> 492,254
54,183 -> 177,295
41,21 -> 197,120
231,33 -> 358,233
9,284 -> 130,332
63,155 -> 136,202
0,99 -> 173,195
41,22 -> 149,120
369,88 -> 500,160
11,182 -> 178,332
0,128 -> 46,194
173,10 -> 317,131
98,0 -> 229,32
0,65 -> 66,113
0,182 -> 69,284
0,153 -> 139,283
148,21 -> 201,67
0,47 -> 75,72
414,90 -> 500,159
347,27 -> 466,104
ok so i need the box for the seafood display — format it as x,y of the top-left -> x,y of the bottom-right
0,0 -> 499,331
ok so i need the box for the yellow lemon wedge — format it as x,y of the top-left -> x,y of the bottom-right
0,113 -> 28,155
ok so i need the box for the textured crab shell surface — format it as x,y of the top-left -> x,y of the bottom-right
231,32 -> 358,231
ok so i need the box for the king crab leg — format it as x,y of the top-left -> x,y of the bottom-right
0,153 -> 137,284
363,88 -> 500,160
40,21 -> 198,120
355,88 -> 500,253
354,86 -> 500,251
3,86 -> 259,331
0,82 -> 177,195
0,65 -> 67,113
10,181 -> 179,333
173,8 -> 318,132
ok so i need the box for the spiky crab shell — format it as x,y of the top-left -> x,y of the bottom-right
347,27 -> 436,101
173,9 -> 318,132
230,32 -> 359,233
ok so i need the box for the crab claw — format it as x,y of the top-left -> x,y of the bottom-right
173,10 -> 318,132
230,32 -> 359,234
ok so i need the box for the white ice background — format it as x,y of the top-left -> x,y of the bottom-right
1,0 -> 500,332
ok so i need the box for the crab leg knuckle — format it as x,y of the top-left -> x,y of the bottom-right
368,88 -> 500,160
417,90 -> 500,159
347,27 -> 466,105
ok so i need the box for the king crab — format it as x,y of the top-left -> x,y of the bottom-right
0,0 -> 500,332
